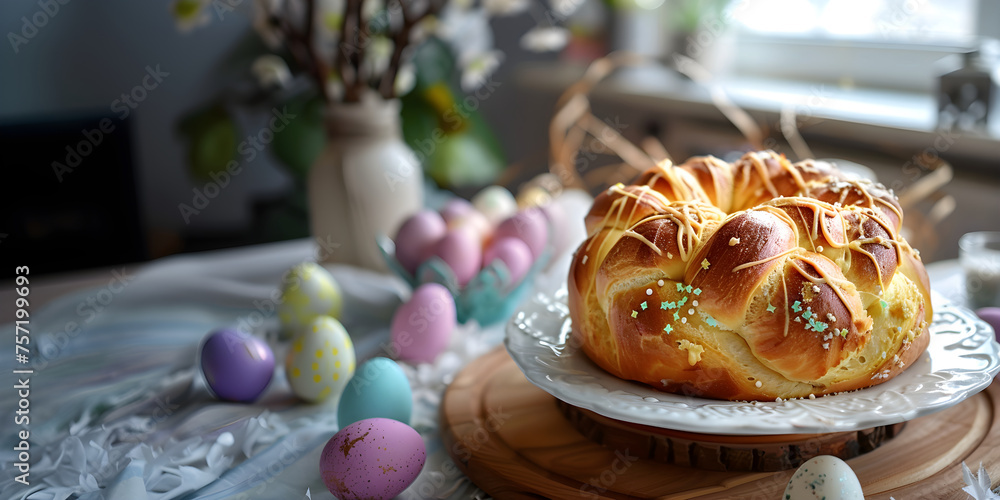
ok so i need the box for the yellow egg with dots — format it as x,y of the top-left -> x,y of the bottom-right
286,315 -> 355,403
277,262 -> 343,338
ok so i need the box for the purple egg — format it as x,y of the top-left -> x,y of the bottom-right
431,228 -> 482,286
200,328 -> 274,402
484,237 -> 534,285
494,208 -> 548,259
977,308 -> 1000,342
391,283 -> 456,363
439,198 -> 475,224
394,210 -> 447,274
320,418 -> 427,500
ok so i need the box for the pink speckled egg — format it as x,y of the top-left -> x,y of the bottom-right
394,210 -> 447,274
483,237 -> 534,285
494,209 -> 548,259
391,283 -> 455,363
430,228 -> 482,286
320,418 -> 426,500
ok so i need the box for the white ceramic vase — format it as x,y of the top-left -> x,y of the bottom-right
308,95 -> 423,271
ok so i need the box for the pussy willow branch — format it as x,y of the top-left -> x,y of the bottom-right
339,0 -> 362,102
379,0 -> 446,99
303,0 -> 331,103
273,0 -> 448,102
269,1 -> 330,103
349,0 -> 367,99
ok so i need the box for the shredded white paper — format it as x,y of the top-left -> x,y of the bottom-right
963,462 -> 1000,500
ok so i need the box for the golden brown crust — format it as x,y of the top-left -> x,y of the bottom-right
569,151 -> 933,401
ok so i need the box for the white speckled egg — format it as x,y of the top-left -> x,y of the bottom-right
286,316 -> 356,403
277,262 -> 343,337
784,455 -> 864,500
472,185 -> 517,225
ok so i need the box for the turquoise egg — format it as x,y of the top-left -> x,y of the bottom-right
338,357 -> 413,427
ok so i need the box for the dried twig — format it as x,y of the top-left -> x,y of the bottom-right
673,53 -> 764,149
379,0 -> 444,98
268,0 -> 331,103
350,0 -> 367,97
780,103 -> 813,160
340,0 -> 361,101
303,0 -> 330,102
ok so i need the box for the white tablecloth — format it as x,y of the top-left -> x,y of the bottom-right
0,193 -> 592,500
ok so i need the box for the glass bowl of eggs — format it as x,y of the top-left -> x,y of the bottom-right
377,186 -> 557,326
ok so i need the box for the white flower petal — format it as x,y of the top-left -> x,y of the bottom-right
251,55 -> 293,89
483,0 -> 530,16
436,5 -> 494,62
550,0 -> 585,17
460,50 -> 504,92
520,26 -> 569,52
395,63 -> 416,95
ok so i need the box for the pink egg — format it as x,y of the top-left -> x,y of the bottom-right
320,418 -> 426,500
447,210 -> 493,244
483,237 -> 534,285
431,228 -> 482,286
439,198 -> 475,224
494,208 -> 548,259
539,202 -> 569,253
394,210 -> 447,274
391,283 -> 456,363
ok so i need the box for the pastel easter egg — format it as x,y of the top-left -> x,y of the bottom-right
394,210 -> 447,274
976,308 -> 1000,344
338,357 -> 412,427
472,185 -> 517,225
430,228 -> 482,286
784,455 -> 864,500
439,198 -> 475,224
446,209 -> 493,244
483,237 -> 533,285
200,328 -> 275,402
516,185 -> 552,209
320,418 -> 426,500
286,316 -> 356,403
539,201 -> 570,254
391,283 -> 456,363
494,208 -> 548,259
277,262 -> 343,337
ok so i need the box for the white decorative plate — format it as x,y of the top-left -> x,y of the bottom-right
505,286 -> 1000,435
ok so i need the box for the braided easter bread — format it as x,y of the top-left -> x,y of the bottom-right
568,151 -> 932,401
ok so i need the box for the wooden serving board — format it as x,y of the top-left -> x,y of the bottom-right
557,400 -> 905,473
440,347 -> 1000,499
